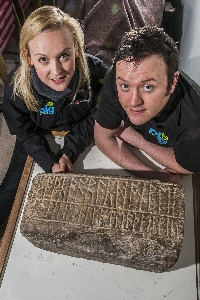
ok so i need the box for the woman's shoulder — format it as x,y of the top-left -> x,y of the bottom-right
4,67 -> 26,107
85,53 -> 108,75
5,67 -> 19,91
4,68 -> 17,97
8,66 -> 19,81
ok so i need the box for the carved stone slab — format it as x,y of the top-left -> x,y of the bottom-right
20,173 -> 185,272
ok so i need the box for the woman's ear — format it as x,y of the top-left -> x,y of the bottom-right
24,47 -> 33,65
170,71 -> 179,93
75,46 -> 79,58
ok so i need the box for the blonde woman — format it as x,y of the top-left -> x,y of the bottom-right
2,6 -> 107,173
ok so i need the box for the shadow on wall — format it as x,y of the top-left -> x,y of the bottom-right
161,0 -> 183,48
183,55 -> 200,85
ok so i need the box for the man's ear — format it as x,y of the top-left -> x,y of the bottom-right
170,71 -> 179,93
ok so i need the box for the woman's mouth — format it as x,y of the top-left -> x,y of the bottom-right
51,76 -> 66,84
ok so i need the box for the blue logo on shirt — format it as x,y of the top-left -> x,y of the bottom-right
149,128 -> 168,145
40,102 -> 55,115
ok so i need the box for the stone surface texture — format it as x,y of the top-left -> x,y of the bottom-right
20,173 -> 185,272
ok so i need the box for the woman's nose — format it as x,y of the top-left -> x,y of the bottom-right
51,60 -> 62,76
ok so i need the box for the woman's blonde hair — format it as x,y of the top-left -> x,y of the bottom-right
13,6 -> 91,111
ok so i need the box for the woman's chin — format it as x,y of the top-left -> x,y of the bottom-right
48,81 -> 69,91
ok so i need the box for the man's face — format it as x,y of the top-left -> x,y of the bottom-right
116,55 -> 178,125
28,26 -> 78,91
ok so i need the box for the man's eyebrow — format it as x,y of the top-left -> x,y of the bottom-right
116,76 -> 127,82
142,78 -> 157,83
116,76 -> 157,83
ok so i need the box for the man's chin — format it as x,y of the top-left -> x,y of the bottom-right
128,116 -> 149,126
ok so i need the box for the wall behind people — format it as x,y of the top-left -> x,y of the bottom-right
64,0 -> 165,67
179,0 -> 200,85
161,0 -> 183,49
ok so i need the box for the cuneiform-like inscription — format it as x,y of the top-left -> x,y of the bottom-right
21,173 -> 185,272
23,174 -> 185,238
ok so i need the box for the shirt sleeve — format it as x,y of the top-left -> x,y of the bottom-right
174,126 -> 200,173
58,100 -> 95,163
2,84 -> 59,173
96,67 -> 123,129
59,54 -> 108,163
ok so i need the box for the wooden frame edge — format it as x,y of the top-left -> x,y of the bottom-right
193,173 -> 200,300
0,155 -> 34,285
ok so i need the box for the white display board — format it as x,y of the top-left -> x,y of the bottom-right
0,138 -> 197,300
1,0 -> 200,297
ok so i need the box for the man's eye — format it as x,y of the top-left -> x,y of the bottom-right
143,84 -> 154,92
121,84 -> 130,91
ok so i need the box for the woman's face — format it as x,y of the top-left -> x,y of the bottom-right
28,26 -> 78,91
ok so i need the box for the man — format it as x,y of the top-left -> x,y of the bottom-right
94,26 -> 200,183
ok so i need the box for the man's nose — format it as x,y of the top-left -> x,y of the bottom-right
130,89 -> 143,106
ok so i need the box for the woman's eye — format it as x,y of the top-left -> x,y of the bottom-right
143,84 -> 154,92
121,84 -> 130,91
38,57 -> 47,63
60,53 -> 70,60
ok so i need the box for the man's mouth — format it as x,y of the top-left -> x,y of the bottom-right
129,108 -> 146,114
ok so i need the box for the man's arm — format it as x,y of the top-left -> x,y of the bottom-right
94,122 -> 187,182
119,126 -> 193,175
95,122 -> 154,171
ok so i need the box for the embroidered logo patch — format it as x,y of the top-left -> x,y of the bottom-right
75,99 -> 88,105
40,102 -> 55,115
149,127 -> 168,145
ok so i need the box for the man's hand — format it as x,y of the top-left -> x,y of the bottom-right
132,168 -> 183,183
51,154 -> 74,173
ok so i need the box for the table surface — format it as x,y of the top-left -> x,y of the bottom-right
0,137 -> 198,300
